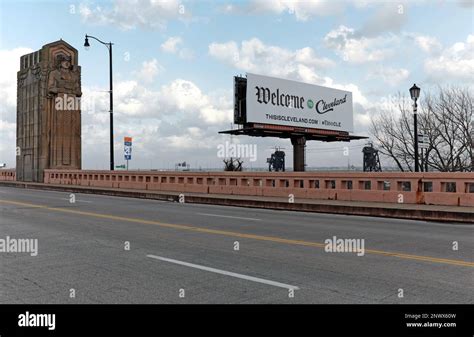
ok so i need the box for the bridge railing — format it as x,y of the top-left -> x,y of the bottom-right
42,170 -> 474,207
0,169 -> 16,181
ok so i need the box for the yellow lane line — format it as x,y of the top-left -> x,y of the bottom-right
1,199 -> 472,267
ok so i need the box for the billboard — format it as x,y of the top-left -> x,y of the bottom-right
245,73 -> 353,132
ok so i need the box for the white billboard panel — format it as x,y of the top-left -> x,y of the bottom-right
246,73 -> 353,132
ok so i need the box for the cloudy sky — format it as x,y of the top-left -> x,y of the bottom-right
0,0 -> 473,170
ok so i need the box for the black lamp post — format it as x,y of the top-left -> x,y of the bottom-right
410,84 -> 421,172
84,34 -> 115,171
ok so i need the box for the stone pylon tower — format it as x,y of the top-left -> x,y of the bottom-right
16,40 -> 82,182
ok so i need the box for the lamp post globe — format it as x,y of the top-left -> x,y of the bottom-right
410,83 -> 420,101
83,35 -> 90,50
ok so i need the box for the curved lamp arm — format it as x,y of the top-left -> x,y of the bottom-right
84,34 -> 113,49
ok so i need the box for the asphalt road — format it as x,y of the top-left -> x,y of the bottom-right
0,186 -> 473,304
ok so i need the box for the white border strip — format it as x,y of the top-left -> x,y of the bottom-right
147,254 -> 299,290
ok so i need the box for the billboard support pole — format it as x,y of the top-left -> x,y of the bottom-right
291,136 -> 306,172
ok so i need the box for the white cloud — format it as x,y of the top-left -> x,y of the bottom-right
356,2 -> 408,38
161,36 -> 194,60
294,47 -> 336,69
84,75 -> 232,124
457,0 -> 474,8
222,0 -> 410,30
159,79 -> 205,111
208,37 -> 335,83
367,66 -> 410,86
414,35 -> 442,54
0,120 -> 16,166
424,34 -> 474,81
0,47 -> 34,168
79,0 -> 187,30
134,59 -> 163,83
161,37 -> 182,53
274,0 -> 344,21
0,47 -> 33,118
222,0 -> 349,21
115,80 -> 159,117
352,0 -> 390,8
324,80 -> 368,107
79,76 -> 233,168
157,79 -> 232,124
324,25 -> 396,63
209,41 -> 239,64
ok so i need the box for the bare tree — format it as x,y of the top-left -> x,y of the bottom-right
371,87 -> 473,172
223,157 -> 243,171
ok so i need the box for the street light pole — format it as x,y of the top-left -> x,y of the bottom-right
84,34 -> 115,171
109,43 -> 114,172
410,84 -> 421,173
414,103 -> 419,172
471,120 -> 474,172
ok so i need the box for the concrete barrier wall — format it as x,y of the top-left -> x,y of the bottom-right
0,170 -> 16,181
42,170 -> 474,207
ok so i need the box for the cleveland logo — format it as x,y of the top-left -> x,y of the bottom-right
315,94 -> 348,114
